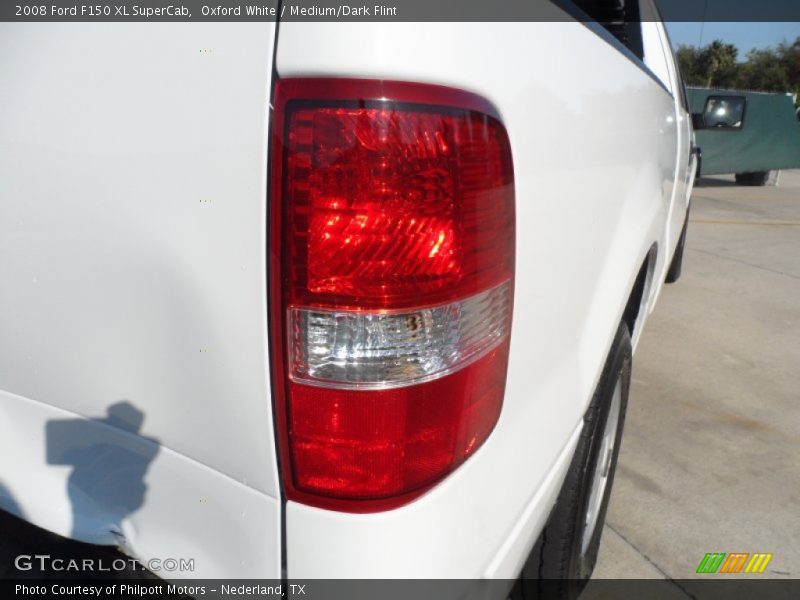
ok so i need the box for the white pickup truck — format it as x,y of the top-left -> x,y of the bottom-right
0,1 -> 696,595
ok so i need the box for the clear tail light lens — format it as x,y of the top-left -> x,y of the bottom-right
289,282 -> 512,389
270,79 -> 515,511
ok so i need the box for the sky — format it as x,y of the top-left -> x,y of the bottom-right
666,22 -> 800,58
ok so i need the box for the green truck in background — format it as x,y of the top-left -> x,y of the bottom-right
688,87 -> 800,185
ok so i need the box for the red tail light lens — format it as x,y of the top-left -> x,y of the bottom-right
270,79 -> 515,511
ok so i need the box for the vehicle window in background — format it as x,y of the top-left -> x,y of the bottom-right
704,96 -> 746,129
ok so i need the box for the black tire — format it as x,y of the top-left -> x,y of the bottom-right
735,171 -> 770,186
512,322 -> 631,600
665,207 -> 689,284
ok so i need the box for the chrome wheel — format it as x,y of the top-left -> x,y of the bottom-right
581,375 -> 622,556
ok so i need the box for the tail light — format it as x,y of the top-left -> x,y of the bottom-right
270,79 -> 515,512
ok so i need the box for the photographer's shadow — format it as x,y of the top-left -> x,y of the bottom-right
46,401 -> 160,543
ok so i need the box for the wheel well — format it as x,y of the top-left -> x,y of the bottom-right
622,246 -> 657,336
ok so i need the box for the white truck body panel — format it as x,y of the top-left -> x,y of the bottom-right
276,19 -> 687,577
0,23 -> 281,578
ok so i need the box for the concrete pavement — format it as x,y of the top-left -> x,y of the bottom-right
594,171 -> 800,584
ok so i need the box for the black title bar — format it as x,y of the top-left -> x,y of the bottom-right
3,0 -> 800,22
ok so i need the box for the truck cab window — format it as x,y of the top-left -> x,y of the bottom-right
572,0 -> 644,59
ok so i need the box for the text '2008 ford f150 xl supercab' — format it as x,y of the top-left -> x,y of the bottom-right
0,1 -> 696,597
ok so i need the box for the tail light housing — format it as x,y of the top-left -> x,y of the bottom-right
270,79 -> 515,512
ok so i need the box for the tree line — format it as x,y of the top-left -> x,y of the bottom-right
676,38 -> 800,102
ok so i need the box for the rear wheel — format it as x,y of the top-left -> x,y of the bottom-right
512,322 -> 631,600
